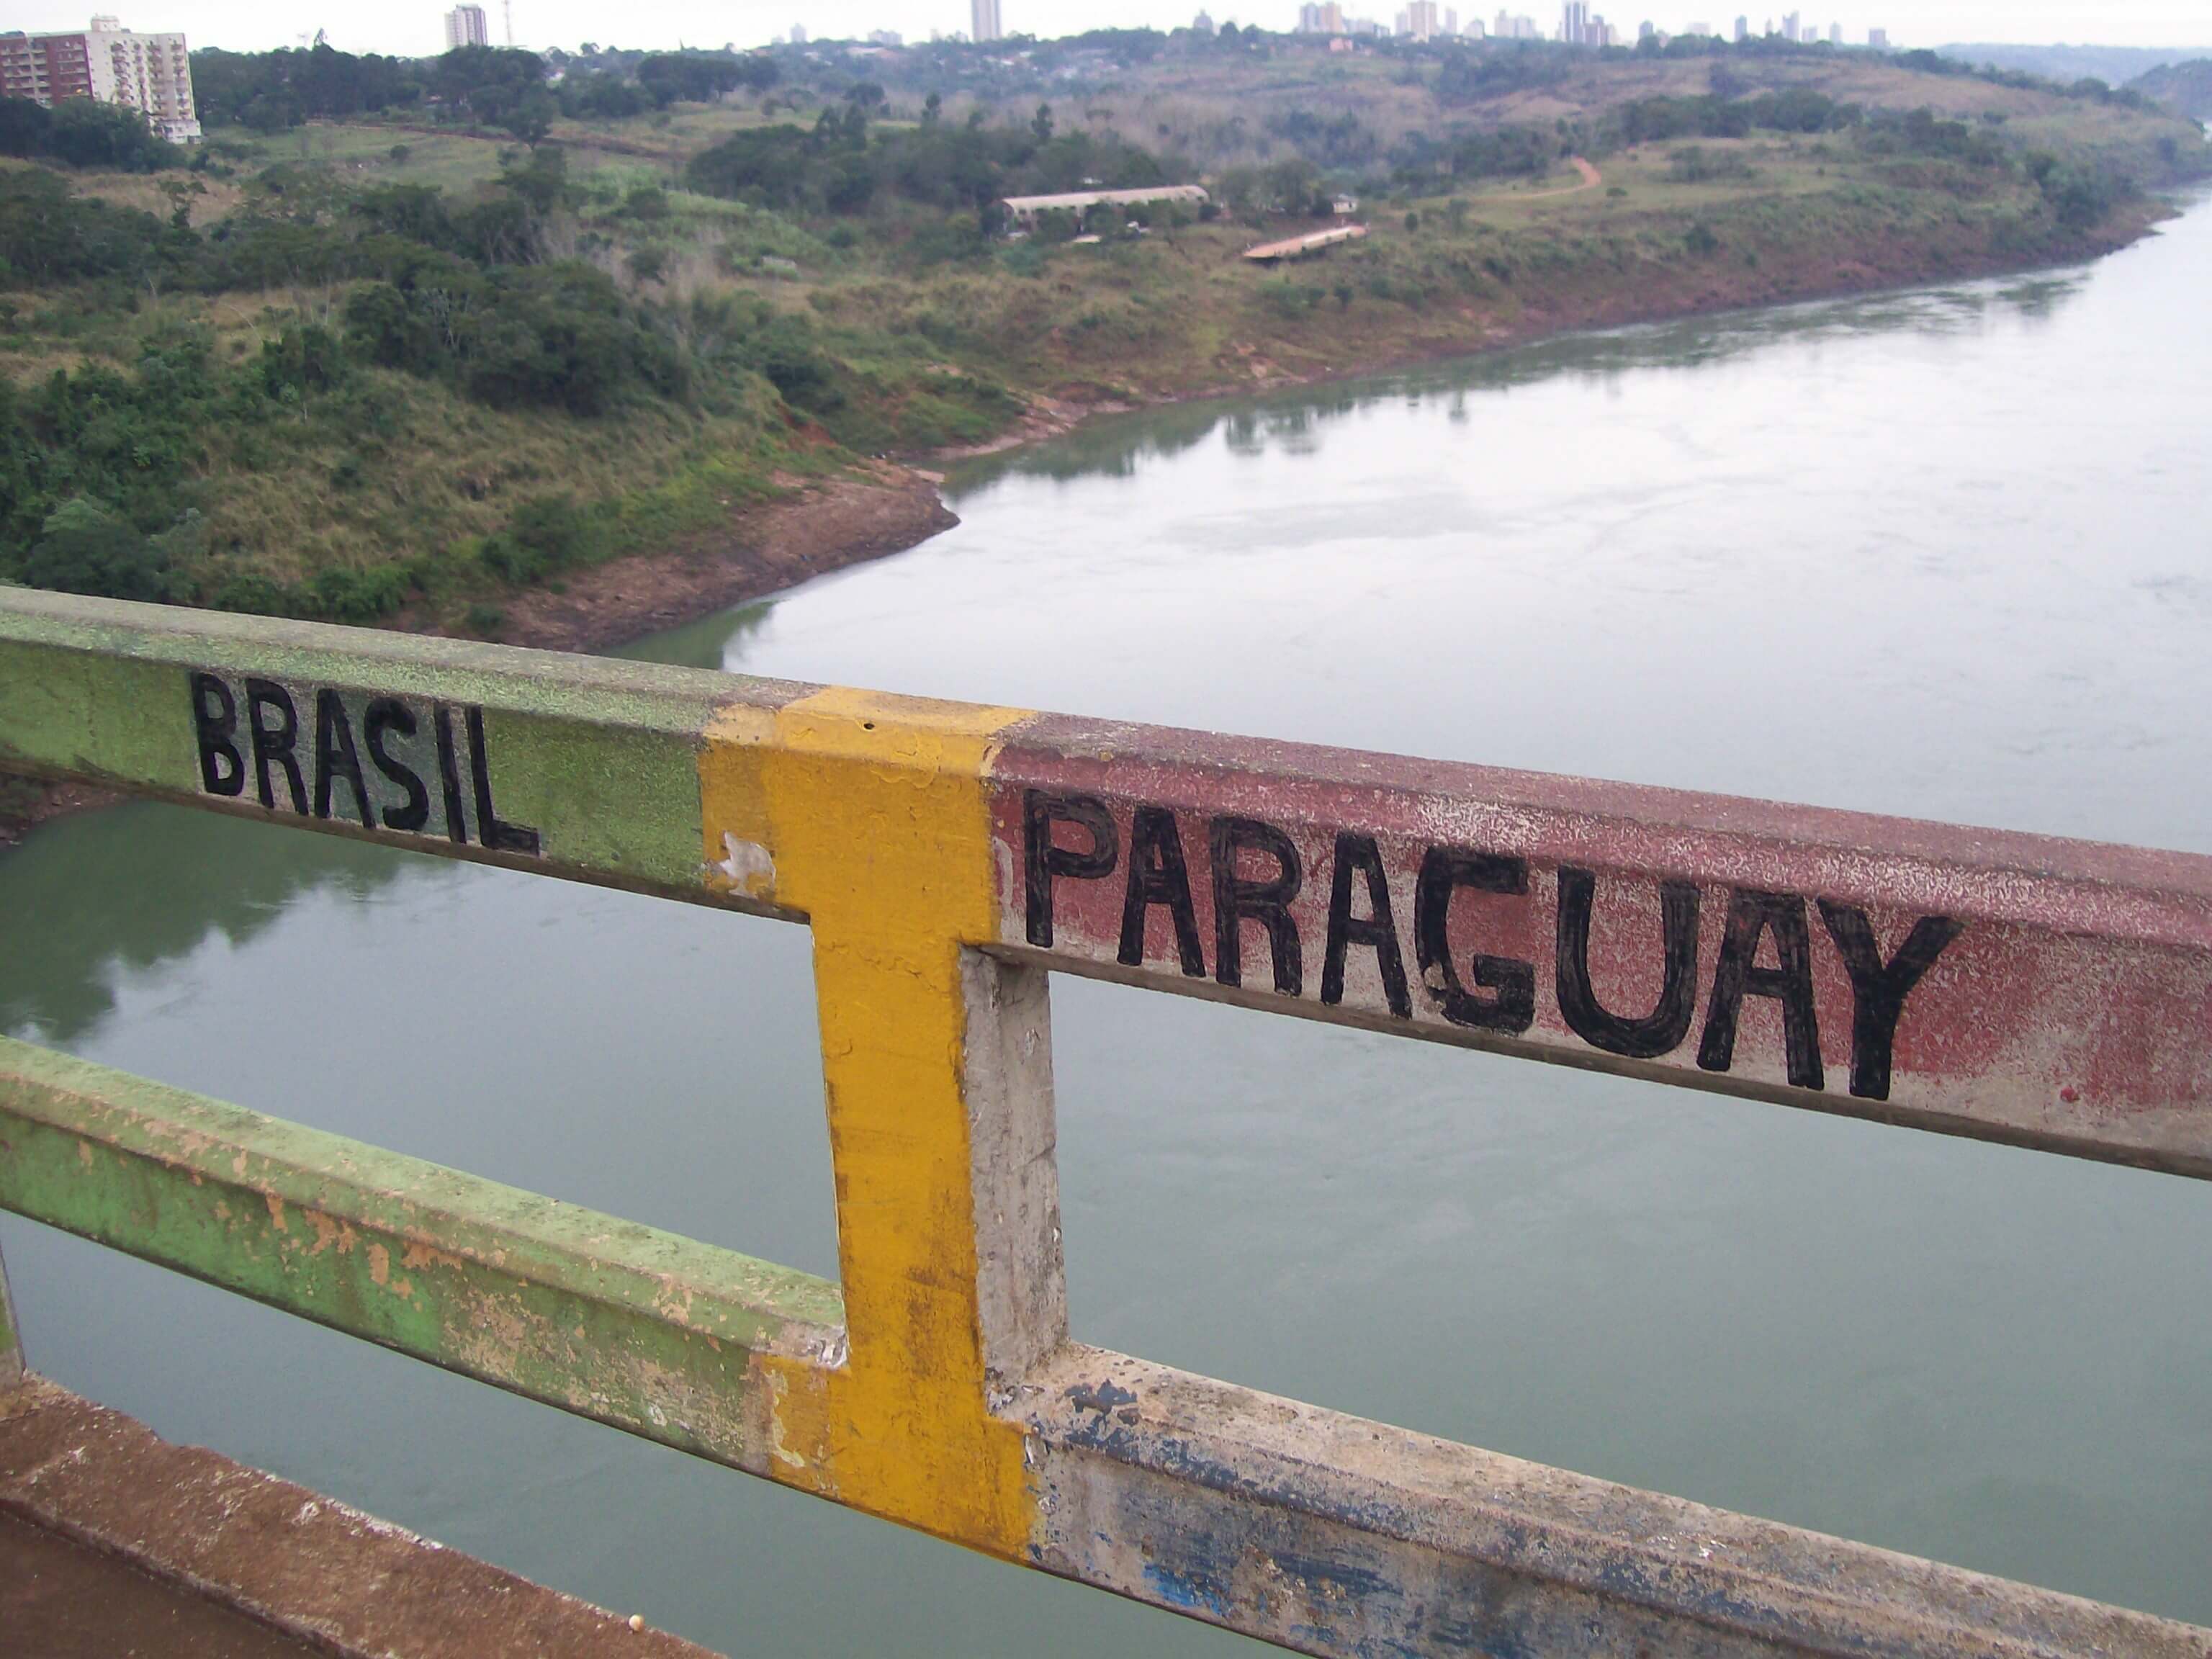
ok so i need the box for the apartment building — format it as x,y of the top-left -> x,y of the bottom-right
444,4 -> 489,49
0,16 -> 198,141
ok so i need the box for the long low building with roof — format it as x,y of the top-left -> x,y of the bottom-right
999,184 -> 1210,225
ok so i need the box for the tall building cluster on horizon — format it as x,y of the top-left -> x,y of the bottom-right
0,14 -> 199,140
444,4 -> 489,50
1568,5 -> 1879,44
1290,1 -> 1887,45
1298,1 -> 1532,40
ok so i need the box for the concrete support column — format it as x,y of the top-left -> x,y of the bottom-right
0,1233 -> 23,1388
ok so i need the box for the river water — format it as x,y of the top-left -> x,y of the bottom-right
6,193 -> 2212,1651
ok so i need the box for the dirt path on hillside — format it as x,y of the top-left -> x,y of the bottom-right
1481,156 -> 1603,202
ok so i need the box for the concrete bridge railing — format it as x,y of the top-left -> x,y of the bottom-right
3,587 -> 2208,1658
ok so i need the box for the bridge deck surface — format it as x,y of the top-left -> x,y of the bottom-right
1,1509 -> 326,1657
0,1374 -> 719,1659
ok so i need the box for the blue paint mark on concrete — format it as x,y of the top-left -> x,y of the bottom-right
1142,1562 -> 1235,1621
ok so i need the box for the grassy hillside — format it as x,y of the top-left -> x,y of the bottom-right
1938,44 -> 2211,87
2131,60 -> 2212,121
2,30 -> 2207,647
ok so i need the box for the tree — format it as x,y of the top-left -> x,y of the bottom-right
41,99 -> 183,171
503,90 -> 555,145
159,177 -> 209,228
1032,102 -> 1055,143
922,90 -> 943,127
20,499 -> 187,603
0,96 -> 52,158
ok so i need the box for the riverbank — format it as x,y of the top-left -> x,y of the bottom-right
418,459 -> 957,655
0,187 -> 2188,848
929,181 -> 2179,450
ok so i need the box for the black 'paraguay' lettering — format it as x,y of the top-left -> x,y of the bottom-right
465,706 -> 541,855
432,703 -> 469,846
313,689 -> 373,828
364,698 -> 429,832
1023,791 -> 1118,948
191,673 -> 244,797
1555,867 -> 1702,1058
245,678 -> 306,814
1322,832 -> 1411,1018
1698,888 -> 1823,1090
1413,847 -> 1534,1034
1816,902 -> 1965,1102
1119,806 -> 1205,976
1210,816 -> 1303,996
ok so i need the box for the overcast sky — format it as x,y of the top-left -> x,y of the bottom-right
12,0 -> 2208,63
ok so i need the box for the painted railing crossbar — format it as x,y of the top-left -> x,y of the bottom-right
2,588 -> 2208,1658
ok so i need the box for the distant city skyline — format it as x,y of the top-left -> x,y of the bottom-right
2,1 -> 2203,60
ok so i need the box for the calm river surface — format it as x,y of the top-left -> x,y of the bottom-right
6,193 -> 2212,1651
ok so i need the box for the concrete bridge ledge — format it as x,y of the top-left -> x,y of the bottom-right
0,1374 -> 718,1658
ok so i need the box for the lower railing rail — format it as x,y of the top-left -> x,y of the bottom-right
2,588 -> 2208,1657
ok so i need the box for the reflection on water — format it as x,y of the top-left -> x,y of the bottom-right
613,595 -> 774,674
0,807 -> 404,1043
953,271 -> 2091,490
6,197 -> 2211,1653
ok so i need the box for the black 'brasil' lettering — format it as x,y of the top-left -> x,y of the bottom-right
1555,867 -> 1701,1058
1817,901 -> 1964,1101
185,675 -> 537,853
1211,816 -> 1302,997
1414,847 -> 1533,1035
1023,790 -> 1117,948
466,706 -> 541,855
246,678 -> 305,814
313,689 -> 373,829
1323,832 -> 1411,1019
191,673 -> 243,798
364,699 -> 429,833
432,703 -> 469,846
1698,888 -> 1824,1090
1119,806 -> 1205,977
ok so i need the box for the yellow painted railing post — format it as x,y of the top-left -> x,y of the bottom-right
698,687 -> 1060,1559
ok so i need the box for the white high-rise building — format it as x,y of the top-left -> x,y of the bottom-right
1559,0 -> 1587,41
1403,0 -> 1439,38
1733,14 -> 1748,39
444,4 -> 487,48
971,0 -> 1003,42
1868,25 -> 1887,47
788,24 -> 806,42
0,15 -> 200,140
